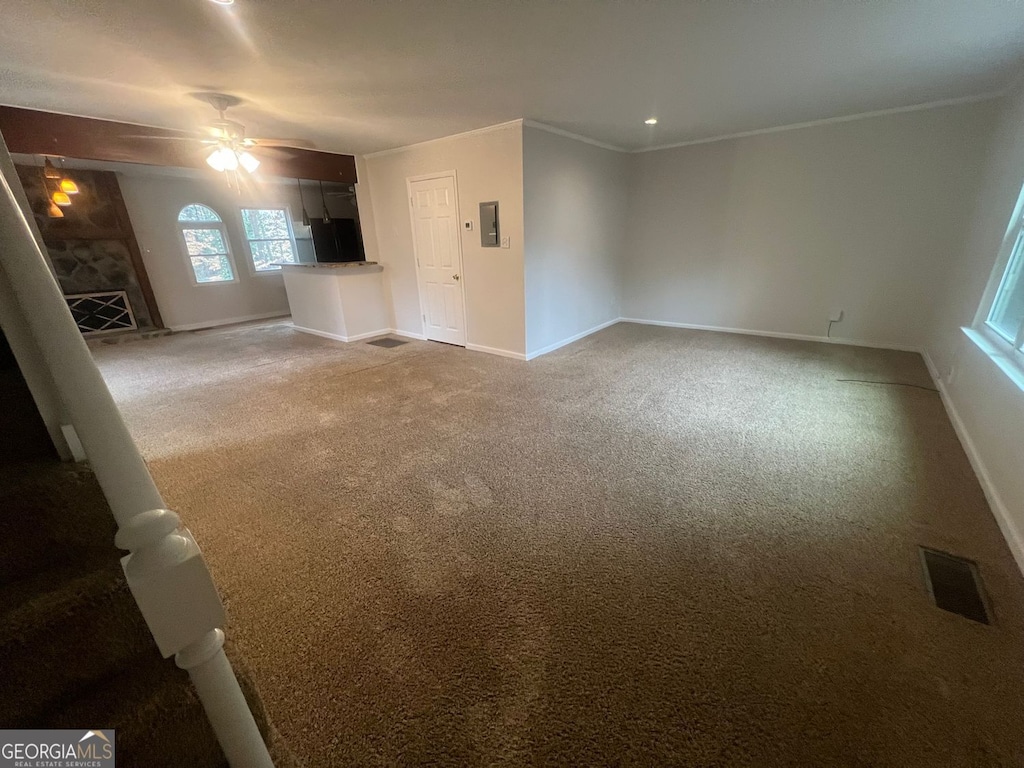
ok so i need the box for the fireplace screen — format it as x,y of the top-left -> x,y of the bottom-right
65,291 -> 138,335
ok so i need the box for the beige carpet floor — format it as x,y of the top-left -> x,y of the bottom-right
93,321 -> 1024,767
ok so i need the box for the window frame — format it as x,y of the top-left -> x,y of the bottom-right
968,180 -> 1024,394
176,204 -> 239,286
984,222 -> 1024,354
238,206 -> 299,275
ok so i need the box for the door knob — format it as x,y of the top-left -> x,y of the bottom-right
452,274 -> 460,281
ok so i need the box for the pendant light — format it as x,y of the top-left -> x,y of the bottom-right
57,158 -> 79,194
319,180 -> 331,224
51,190 -> 72,207
297,178 -> 310,226
39,162 -> 64,217
42,158 -> 61,179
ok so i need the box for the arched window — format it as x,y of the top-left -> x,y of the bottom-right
177,204 -> 236,284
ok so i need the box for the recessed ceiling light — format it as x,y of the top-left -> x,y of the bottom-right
644,118 -> 658,125
209,0 -> 235,5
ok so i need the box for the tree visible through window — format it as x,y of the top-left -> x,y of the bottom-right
241,208 -> 297,271
177,204 -> 235,283
987,205 -> 1024,352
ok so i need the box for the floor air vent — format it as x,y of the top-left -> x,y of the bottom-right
919,547 -> 991,625
367,338 -> 407,348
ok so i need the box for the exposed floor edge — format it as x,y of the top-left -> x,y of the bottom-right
922,350 -> 1024,578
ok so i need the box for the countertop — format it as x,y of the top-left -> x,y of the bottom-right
277,261 -> 379,269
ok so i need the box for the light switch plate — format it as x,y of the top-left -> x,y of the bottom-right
464,220 -> 474,231
501,236 -> 510,249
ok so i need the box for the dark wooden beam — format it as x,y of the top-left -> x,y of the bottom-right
0,106 -> 357,183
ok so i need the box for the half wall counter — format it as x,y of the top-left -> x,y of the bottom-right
279,262 -> 390,342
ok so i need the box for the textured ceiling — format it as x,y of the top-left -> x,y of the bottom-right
1,0 -> 1022,155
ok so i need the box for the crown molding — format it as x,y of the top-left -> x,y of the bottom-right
631,91 -> 1006,154
522,120 -> 627,153
363,119 -> 524,159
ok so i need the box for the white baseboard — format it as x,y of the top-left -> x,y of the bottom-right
391,329 -> 427,341
291,324 -> 391,343
922,350 -> 1024,576
525,317 -> 620,360
170,312 -> 290,332
617,317 -> 923,353
345,328 -> 394,342
465,343 -> 527,360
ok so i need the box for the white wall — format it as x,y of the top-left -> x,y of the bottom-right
622,101 -> 999,349
363,123 -> 526,356
925,79 -> 1024,572
117,169 -> 358,331
522,125 -> 628,357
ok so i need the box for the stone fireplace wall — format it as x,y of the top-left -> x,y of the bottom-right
15,165 -> 162,331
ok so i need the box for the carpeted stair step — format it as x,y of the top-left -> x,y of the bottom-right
0,457 -> 298,766
42,647 -> 226,768
0,460 -> 117,584
42,639 -> 303,768
0,565 -> 156,726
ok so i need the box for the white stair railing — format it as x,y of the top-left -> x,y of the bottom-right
0,139 -> 273,767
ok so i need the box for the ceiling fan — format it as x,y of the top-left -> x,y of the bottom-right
131,92 -> 315,174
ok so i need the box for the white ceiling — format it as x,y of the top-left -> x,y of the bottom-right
1,0 -> 1022,156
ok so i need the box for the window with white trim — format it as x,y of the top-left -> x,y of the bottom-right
240,208 -> 298,272
177,204 -> 236,284
986,205 -> 1024,354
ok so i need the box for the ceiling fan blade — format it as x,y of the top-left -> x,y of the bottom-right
121,134 -> 210,143
250,137 -> 317,150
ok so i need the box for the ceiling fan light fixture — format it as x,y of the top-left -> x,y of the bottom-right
51,190 -> 72,207
205,148 -> 226,172
59,178 -> 79,195
206,146 -> 239,172
238,150 -> 260,173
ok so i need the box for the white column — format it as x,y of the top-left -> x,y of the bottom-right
117,510 -> 273,768
177,631 -> 275,768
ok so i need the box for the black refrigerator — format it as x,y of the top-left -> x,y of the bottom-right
310,218 -> 365,263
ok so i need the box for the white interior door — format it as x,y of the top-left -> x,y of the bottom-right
409,175 -> 466,346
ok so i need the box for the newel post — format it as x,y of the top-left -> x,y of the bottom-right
116,510 -> 274,768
